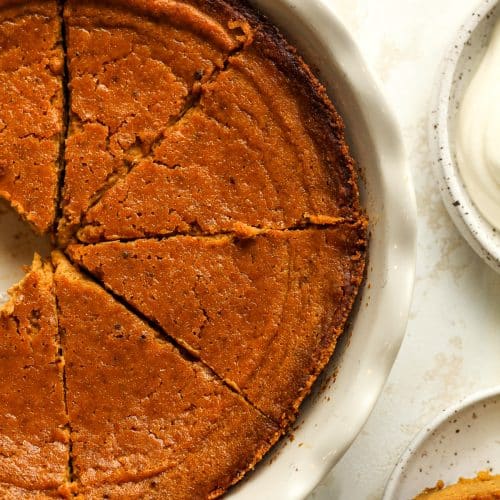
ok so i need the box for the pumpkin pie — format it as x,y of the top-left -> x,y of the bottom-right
53,252 -> 280,499
57,0 -> 247,244
0,256 -> 70,497
77,8 -> 359,242
68,224 -> 366,424
0,0 -> 367,496
0,0 -> 64,233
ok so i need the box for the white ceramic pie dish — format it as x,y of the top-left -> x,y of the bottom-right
0,1 -> 417,498
430,0 -> 500,272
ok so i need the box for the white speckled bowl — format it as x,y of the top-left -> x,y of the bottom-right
431,0 -> 500,272
0,1 -> 417,499
383,386 -> 500,500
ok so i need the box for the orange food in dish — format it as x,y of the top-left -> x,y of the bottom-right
53,252 -> 280,499
415,471 -> 500,500
0,0 -> 367,496
0,0 -> 64,233
0,256 -> 70,496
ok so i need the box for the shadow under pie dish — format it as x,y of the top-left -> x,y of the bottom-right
0,0 -> 368,498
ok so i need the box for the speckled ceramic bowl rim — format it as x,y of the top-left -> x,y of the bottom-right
382,385 -> 500,500
430,0 -> 500,272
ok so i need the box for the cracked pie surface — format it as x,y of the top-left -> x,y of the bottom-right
0,0 -> 64,233
0,256 -> 70,498
68,226 -> 366,425
53,252 -> 280,499
0,0 -> 367,497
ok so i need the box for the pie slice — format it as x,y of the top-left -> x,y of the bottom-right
415,471 -> 500,499
69,224 -> 366,423
0,0 -> 64,233
77,25 -> 360,243
0,256 -> 70,497
53,252 -> 280,498
58,0 -> 250,244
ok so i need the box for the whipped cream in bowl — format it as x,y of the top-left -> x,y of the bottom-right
456,17 -> 500,232
432,0 -> 500,272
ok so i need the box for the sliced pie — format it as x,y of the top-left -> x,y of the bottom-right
0,256 -> 70,497
0,0 -> 64,233
78,35 -> 360,242
53,252 -> 280,498
69,224 -> 366,423
58,0 -> 251,244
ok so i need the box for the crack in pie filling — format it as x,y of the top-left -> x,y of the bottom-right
57,0 -> 246,245
0,0 -> 367,497
77,35 -> 359,242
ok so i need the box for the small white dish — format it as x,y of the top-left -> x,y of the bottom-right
431,0 -> 500,272
383,386 -> 500,500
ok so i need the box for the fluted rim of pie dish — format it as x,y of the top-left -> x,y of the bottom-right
227,1 -> 417,498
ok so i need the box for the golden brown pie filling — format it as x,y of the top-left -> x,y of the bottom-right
53,252 -> 280,499
0,0 -> 64,234
68,225 -> 366,425
0,0 -> 367,497
0,256 -> 70,497
415,471 -> 500,499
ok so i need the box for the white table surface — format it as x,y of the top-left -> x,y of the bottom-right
311,0 -> 500,499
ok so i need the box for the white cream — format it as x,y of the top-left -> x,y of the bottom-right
456,18 -> 500,230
